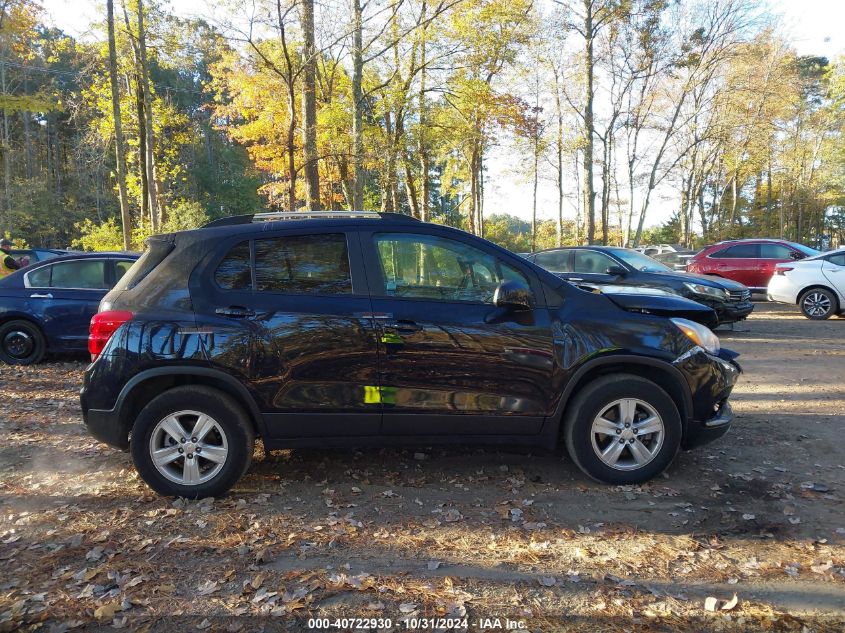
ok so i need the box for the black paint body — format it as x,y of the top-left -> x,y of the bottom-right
81,218 -> 740,454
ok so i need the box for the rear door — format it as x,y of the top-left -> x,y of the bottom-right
25,259 -> 110,351
561,249 -> 620,285
196,229 -> 382,438
361,228 -> 557,436
822,253 -> 845,298
759,242 -> 801,290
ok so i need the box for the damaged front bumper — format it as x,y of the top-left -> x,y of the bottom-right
674,346 -> 742,449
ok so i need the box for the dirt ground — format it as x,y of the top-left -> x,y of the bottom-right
1,301 -> 843,632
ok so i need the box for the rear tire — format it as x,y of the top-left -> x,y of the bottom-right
563,374 -> 682,485
130,386 -> 255,498
0,320 -> 46,365
799,288 -> 838,320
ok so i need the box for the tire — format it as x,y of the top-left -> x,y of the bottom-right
0,319 -> 46,365
563,374 -> 682,485
130,386 -> 255,498
799,288 -> 838,320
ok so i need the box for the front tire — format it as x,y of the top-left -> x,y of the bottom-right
563,374 -> 682,485
0,319 -> 46,365
130,386 -> 255,498
799,288 -> 837,320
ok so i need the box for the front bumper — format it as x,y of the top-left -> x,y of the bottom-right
713,300 -> 754,324
674,347 -> 742,449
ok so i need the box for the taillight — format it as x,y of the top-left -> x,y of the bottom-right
89,310 -> 133,360
775,267 -> 793,276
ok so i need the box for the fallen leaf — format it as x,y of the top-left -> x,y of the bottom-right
721,594 -> 739,611
704,597 -> 718,612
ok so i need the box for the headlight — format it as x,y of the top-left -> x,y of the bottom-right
683,282 -> 727,301
671,317 -> 720,355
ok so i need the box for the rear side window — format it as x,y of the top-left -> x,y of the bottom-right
255,234 -> 351,294
51,260 -> 107,289
712,244 -> 758,259
760,243 -> 794,259
534,250 -> 570,272
215,241 -> 252,290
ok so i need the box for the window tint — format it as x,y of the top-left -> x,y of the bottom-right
712,244 -> 759,259
534,250 -> 570,272
572,250 -> 617,274
255,234 -> 351,294
50,260 -> 107,289
215,241 -> 252,290
375,233 -> 528,303
828,253 -> 845,267
115,260 -> 134,284
760,243 -> 795,259
27,265 -> 51,287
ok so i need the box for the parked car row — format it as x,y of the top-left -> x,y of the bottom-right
524,246 -> 753,328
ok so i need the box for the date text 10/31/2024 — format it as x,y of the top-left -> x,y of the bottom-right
306,617 -> 528,630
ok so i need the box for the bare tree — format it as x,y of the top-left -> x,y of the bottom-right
107,0 -> 132,249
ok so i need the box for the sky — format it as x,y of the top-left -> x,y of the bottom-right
40,0 -> 845,229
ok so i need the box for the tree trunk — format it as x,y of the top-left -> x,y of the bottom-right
582,0 -> 596,244
136,0 -> 161,229
1,59 -> 10,231
301,0 -> 320,209
107,0 -> 132,250
418,3 -> 430,221
351,0 -> 364,210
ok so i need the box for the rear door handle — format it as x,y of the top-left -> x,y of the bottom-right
388,319 -> 423,333
215,306 -> 255,318
30,293 -> 52,299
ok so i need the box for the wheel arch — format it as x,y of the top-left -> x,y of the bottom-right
114,367 -> 267,443
797,284 -> 841,307
550,355 -> 693,445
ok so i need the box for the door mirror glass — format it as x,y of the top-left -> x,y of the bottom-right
606,265 -> 627,276
494,280 -> 533,311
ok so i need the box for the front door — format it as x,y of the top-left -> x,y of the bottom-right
822,252 -> 845,297
363,230 -> 557,436
559,249 -> 620,286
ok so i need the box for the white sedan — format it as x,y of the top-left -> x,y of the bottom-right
768,249 -> 845,319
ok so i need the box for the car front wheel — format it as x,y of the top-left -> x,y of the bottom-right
799,288 -> 837,320
563,374 -> 682,485
130,386 -> 255,498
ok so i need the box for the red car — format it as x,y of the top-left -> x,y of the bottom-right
686,239 -> 819,291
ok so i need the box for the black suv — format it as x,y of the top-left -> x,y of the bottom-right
81,212 -> 741,498
526,246 -> 754,327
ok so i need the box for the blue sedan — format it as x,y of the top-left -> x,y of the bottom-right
0,252 -> 138,364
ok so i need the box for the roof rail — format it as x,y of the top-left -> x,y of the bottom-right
204,210 -> 420,228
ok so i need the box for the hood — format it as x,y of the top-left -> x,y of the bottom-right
644,269 -> 748,291
602,290 -> 719,329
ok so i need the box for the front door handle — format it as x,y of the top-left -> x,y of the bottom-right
387,319 -> 423,333
30,293 -> 52,299
567,277 -> 583,282
215,306 -> 255,318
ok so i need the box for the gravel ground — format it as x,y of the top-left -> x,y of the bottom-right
1,301 -> 843,632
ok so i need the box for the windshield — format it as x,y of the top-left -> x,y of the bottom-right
789,242 -> 821,257
608,248 -> 672,272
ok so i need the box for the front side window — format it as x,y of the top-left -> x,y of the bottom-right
572,250 -> 617,274
713,244 -> 758,259
115,260 -> 134,284
255,233 -> 351,294
828,253 -> 845,267
374,233 -> 528,303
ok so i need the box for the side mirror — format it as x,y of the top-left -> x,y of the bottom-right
606,265 -> 627,276
494,280 -> 533,311
789,251 -> 804,260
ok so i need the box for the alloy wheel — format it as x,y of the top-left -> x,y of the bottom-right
802,292 -> 831,317
590,398 -> 665,471
149,411 -> 229,486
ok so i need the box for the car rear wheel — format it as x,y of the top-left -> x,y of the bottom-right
130,386 -> 255,498
0,320 -> 46,365
563,374 -> 682,485
799,288 -> 837,320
